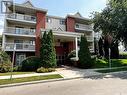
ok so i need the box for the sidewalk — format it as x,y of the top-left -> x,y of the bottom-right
0,72 -> 59,79
56,66 -> 102,78
0,66 -> 102,80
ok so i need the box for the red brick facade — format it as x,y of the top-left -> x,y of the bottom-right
66,17 -> 75,32
35,12 -> 46,57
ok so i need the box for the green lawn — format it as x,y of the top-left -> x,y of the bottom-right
0,72 -> 35,76
96,67 -> 127,73
0,74 -> 63,85
93,59 -> 127,68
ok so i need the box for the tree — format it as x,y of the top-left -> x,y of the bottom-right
47,30 -> 57,67
92,0 -> 127,58
0,51 -> 11,72
98,38 -> 104,57
40,31 -> 49,68
78,35 -> 92,68
40,30 -> 57,68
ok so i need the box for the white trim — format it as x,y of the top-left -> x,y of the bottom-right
3,33 -> 36,38
41,29 -> 83,38
75,37 -> 79,61
6,18 -> 36,24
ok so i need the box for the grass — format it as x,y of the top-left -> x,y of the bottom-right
96,67 -> 127,73
0,74 -> 63,85
0,72 -> 35,76
93,59 -> 127,68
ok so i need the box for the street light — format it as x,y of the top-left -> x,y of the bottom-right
10,44 -> 16,80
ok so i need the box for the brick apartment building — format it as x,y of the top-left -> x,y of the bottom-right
2,1 -> 94,65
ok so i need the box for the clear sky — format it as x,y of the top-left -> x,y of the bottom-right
0,0 -> 107,35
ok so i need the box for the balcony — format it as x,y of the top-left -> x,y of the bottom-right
4,27 -> 36,37
7,13 -> 36,23
89,46 -> 94,52
4,43 -> 35,51
75,23 -> 93,32
86,36 -> 94,42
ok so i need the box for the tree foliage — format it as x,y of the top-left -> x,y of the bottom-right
40,30 -> 57,68
93,0 -> 127,45
78,35 -> 92,68
92,0 -> 127,58
0,51 -> 11,73
47,30 -> 57,67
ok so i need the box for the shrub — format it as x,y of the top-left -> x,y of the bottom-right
67,50 -> 76,59
21,56 -> 40,71
0,63 -> 11,73
119,53 -> 127,59
13,66 -> 21,72
40,30 -> 57,68
36,67 -> 55,73
0,51 -> 11,73
78,35 -> 93,68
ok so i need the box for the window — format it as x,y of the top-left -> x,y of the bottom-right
30,28 -> 35,34
15,27 -> 23,34
60,19 -> 65,25
46,17 -> 52,23
76,24 -> 79,28
29,40 -> 35,45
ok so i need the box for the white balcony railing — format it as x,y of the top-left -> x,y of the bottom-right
89,46 -> 94,52
86,36 -> 94,41
4,43 -> 35,51
7,13 -> 36,22
4,27 -> 35,35
75,23 -> 93,31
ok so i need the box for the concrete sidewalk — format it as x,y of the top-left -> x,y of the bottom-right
0,72 -> 59,79
0,66 -> 102,80
56,66 -> 102,78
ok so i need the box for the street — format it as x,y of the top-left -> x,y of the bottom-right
1,74 -> 127,95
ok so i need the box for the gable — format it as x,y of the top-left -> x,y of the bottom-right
22,0 -> 34,8
74,12 -> 82,18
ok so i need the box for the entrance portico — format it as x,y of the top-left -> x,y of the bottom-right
41,29 -> 83,64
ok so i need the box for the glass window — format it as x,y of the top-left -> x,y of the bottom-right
76,24 -> 79,28
46,17 -> 52,23
60,19 -> 65,25
29,40 -> 35,45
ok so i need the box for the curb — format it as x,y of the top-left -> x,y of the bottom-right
0,71 -> 126,88
0,74 -> 103,88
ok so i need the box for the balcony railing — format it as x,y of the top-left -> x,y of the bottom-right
4,43 -> 35,51
7,13 -> 36,22
4,27 -> 35,36
75,23 -> 93,31
86,36 -> 94,41
89,46 -> 94,52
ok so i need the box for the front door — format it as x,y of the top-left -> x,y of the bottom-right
16,53 -> 26,66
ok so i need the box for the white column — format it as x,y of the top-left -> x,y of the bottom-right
75,37 -> 78,61
2,35 -> 5,50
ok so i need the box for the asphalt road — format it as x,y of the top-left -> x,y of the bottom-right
1,74 -> 127,95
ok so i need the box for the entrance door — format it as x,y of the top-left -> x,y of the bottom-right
16,53 -> 26,66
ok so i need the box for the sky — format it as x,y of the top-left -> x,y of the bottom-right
0,0 -> 107,35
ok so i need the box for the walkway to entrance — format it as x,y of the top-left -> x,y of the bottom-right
56,66 -> 101,78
